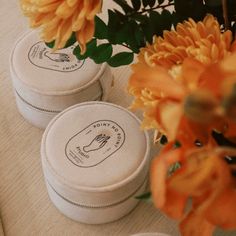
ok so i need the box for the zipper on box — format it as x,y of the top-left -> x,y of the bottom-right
15,89 -> 102,114
47,177 -> 147,209
15,90 -> 61,113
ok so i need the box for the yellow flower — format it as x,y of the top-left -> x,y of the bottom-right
20,0 -> 102,53
138,14 -> 233,68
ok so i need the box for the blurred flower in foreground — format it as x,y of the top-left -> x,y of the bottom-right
150,143 -> 236,236
20,0 -> 102,53
138,14 -> 234,68
129,12 -> 236,236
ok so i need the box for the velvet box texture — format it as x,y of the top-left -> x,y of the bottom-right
10,31 -> 113,129
41,102 -> 150,224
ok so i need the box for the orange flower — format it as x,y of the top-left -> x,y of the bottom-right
129,51 -> 236,144
130,13 -> 236,236
20,0 -> 102,53
138,14 -> 233,68
129,56 -> 206,142
129,77 -> 178,140
129,14 -> 236,144
150,145 -> 236,236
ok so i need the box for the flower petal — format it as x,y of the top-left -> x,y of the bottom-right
21,0 -> 101,51
150,145 -> 183,209
204,188 -> 236,229
180,212 -> 215,236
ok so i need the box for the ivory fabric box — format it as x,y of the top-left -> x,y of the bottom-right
41,102 -> 150,224
10,31 -> 113,129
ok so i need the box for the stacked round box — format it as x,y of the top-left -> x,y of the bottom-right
10,31 -> 113,129
41,102 -> 150,224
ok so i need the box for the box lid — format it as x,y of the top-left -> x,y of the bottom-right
11,31 -> 103,95
41,102 -> 150,206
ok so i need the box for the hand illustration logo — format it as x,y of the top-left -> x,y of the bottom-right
44,51 -> 70,62
65,120 -> 125,167
83,134 -> 110,153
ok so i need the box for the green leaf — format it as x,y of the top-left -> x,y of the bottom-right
134,25 -> 145,49
113,0 -> 133,13
94,16 -> 108,39
171,11 -> 179,28
122,20 -> 142,53
174,0 -> 206,22
149,10 -> 161,19
160,9 -> 173,31
144,8 -> 172,39
107,10 -> 121,44
142,0 -> 150,8
141,9 -> 173,43
113,21 -> 130,44
114,9 -> 126,20
141,20 -> 154,43
64,32 -> 76,48
174,140 -> 181,148
131,0 -> 141,10
107,10 -> 135,46
73,39 -> 97,60
149,0 -> 156,7
149,10 -> 173,37
73,46 -> 88,60
168,162 -> 181,175
108,52 -> 134,67
45,32 -> 76,49
90,43 -> 113,64
133,14 -> 147,23
160,135 -> 168,145
45,41 -> 54,49
135,192 -> 152,202
149,11 -> 162,35
158,0 -> 165,4
204,0 -> 221,6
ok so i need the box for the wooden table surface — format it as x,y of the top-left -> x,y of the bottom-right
0,1 -> 235,236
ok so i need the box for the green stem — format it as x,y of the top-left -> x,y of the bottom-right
128,3 -> 174,17
140,3 -> 174,14
222,0 -> 230,30
121,43 -> 133,51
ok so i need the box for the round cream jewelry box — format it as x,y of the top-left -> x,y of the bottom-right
41,102 -> 150,224
10,31 -> 113,129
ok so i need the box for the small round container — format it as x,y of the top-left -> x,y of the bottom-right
10,31 -> 113,129
41,102 -> 150,224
